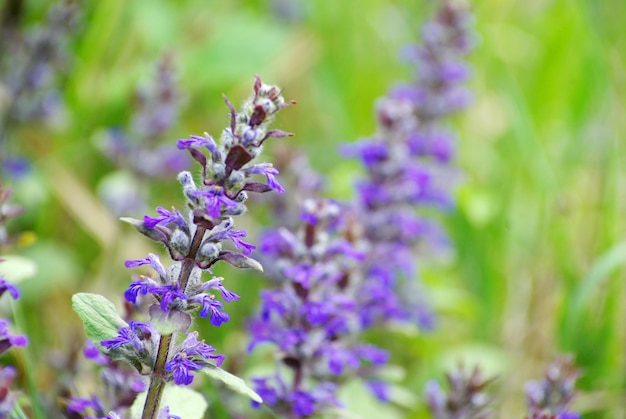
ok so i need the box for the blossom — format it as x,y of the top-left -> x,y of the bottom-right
124,253 -> 168,279
108,77 -> 292,419
0,278 -> 20,300
101,321 -> 151,352
143,206 -> 186,229
425,364 -> 495,419
165,353 -> 203,385
191,294 -> 230,326
525,355 -> 580,419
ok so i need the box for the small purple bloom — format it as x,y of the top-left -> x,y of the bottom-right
8,334 -> 28,347
0,279 -> 20,300
101,321 -> 150,352
0,319 -> 28,349
209,223 -> 256,255
192,294 -> 230,326
200,277 -> 241,302
180,333 -> 225,366
125,253 -> 167,279
165,353 -> 203,385
367,380 -> 390,402
67,395 -> 103,415
151,284 -> 188,312
327,347 -> 359,375
84,340 -> 109,365
143,206 -> 187,229
244,163 -> 285,193
193,186 -> 237,218
340,140 -> 388,168
252,378 -> 278,408
177,134 -> 220,158
292,390 -> 316,417
354,344 -> 389,366
124,278 -> 158,304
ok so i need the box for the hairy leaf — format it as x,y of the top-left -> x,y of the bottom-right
201,365 -> 262,403
71,293 -> 127,354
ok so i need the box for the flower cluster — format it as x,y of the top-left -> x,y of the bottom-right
525,355 -> 580,419
93,76 -> 292,417
425,364 -> 495,419
0,186 -> 27,415
249,198 -> 389,417
0,1 -> 78,138
96,55 -> 188,216
342,0 -> 475,330
0,186 -> 27,352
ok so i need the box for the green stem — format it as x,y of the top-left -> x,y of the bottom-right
140,226 -> 206,419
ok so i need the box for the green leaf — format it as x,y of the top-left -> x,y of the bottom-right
71,293 -> 127,353
149,305 -> 191,335
200,365 -> 263,403
0,255 -> 37,283
562,241 -> 626,344
130,385 -> 208,419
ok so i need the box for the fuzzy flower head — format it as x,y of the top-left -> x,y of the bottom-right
425,364 -> 495,419
525,355 -> 581,419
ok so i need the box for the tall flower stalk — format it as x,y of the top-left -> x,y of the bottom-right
249,198 -> 389,417
0,1 -> 79,174
343,0 -> 475,329
247,1 -> 475,416
72,76 -> 293,418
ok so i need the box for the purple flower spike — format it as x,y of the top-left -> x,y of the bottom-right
99,77 -> 292,417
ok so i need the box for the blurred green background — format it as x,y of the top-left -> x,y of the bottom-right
2,0 -> 625,417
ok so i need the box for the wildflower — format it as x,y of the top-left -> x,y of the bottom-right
98,76 -> 293,417
249,199 -> 384,417
345,0 -> 475,330
525,355 -> 581,419
425,364 -> 495,419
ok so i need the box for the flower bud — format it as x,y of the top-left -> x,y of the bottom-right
170,228 -> 190,255
198,241 -> 221,261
